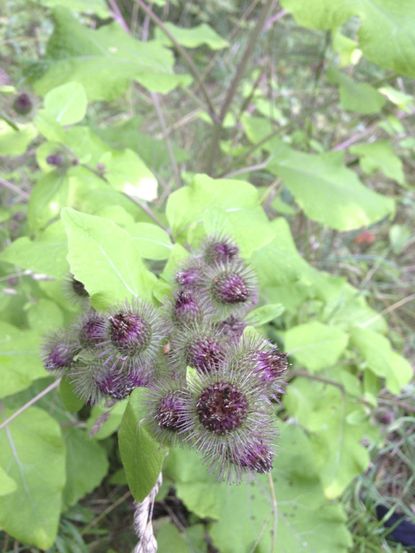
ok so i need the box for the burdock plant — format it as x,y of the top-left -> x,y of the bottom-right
41,235 -> 287,481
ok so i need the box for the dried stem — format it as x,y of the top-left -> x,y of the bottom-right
133,473 -> 163,553
0,378 -> 61,430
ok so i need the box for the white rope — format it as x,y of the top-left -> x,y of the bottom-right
133,473 -> 163,553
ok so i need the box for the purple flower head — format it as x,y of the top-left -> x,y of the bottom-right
180,368 -> 275,481
109,311 -> 151,354
69,358 -> 102,405
255,348 -> 288,383
173,289 -> 200,322
13,92 -> 32,115
78,311 -> 107,349
155,390 -> 187,432
202,236 -> 239,265
42,331 -> 79,373
169,322 -> 227,374
232,439 -> 274,473
199,260 -> 257,318
213,272 -> 249,304
187,338 -> 226,374
99,299 -> 165,370
196,381 -> 248,434
216,316 -> 246,342
96,365 -> 150,400
46,153 -> 65,167
176,266 -> 201,288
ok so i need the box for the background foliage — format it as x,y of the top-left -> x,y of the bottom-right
0,0 -> 414,551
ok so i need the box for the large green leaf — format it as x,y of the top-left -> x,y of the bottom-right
269,150 -> 395,230
167,424 -> 351,552
351,328 -> 413,394
284,321 -> 349,372
43,82 -> 88,126
350,141 -> 405,185
0,121 -> 37,156
328,69 -> 386,114
34,0 -> 110,16
0,221 -> 68,278
155,22 -> 229,50
166,174 -> 275,256
62,427 -> 108,509
61,208 -> 157,306
128,222 -> 173,260
0,321 -> 46,399
281,0 -> 415,77
29,8 -> 191,100
0,467 -> 17,496
118,388 -> 168,501
284,378 -> 374,498
0,407 -> 66,549
99,149 -> 158,201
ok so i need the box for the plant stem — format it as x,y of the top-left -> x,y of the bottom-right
134,0 -> 218,123
0,378 -> 61,430
205,0 -> 276,174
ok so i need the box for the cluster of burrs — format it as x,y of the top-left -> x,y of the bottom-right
42,236 -> 287,480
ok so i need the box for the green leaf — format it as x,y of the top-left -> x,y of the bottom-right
59,377 -> 84,413
166,174 -> 275,256
328,69 -> 385,114
0,467 -> 17,496
62,427 -> 108,509
27,299 -> 64,335
61,208 -> 157,305
284,378 -> 374,499
0,407 -> 66,549
28,172 -> 70,231
284,321 -> 349,372
0,121 -> 37,156
34,0 -> 110,16
245,303 -> 285,326
128,222 -> 173,260
157,521 -> 206,553
155,22 -> 229,50
350,328 -> 412,394
44,82 -> 88,125
281,0 -> 415,77
350,141 -> 405,185
210,424 -> 352,552
269,150 -> 395,231
0,221 -> 69,279
118,388 -> 168,501
29,8 -> 191,100
100,149 -> 158,201
0,321 -> 46,399
86,400 -> 128,440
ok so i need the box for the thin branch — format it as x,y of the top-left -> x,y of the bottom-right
150,92 -> 181,189
218,0 -> 275,123
133,0 -> 218,122
205,0 -> 276,173
0,177 -> 30,200
108,0 -> 129,32
0,378 -> 61,430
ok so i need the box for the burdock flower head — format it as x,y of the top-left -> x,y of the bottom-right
100,299 -> 165,370
215,315 -> 246,343
231,334 -> 288,396
13,92 -> 32,115
42,330 -> 80,374
198,260 -> 257,318
96,363 -> 151,400
170,289 -> 204,325
181,367 -> 275,480
77,311 -> 107,349
64,274 -> 89,305
175,262 -> 203,288
145,383 -> 189,445
201,235 -> 239,266
169,322 -> 227,374
230,438 -> 274,474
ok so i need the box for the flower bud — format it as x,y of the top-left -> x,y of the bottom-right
42,331 -> 79,373
201,236 -> 239,265
13,92 -> 32,115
